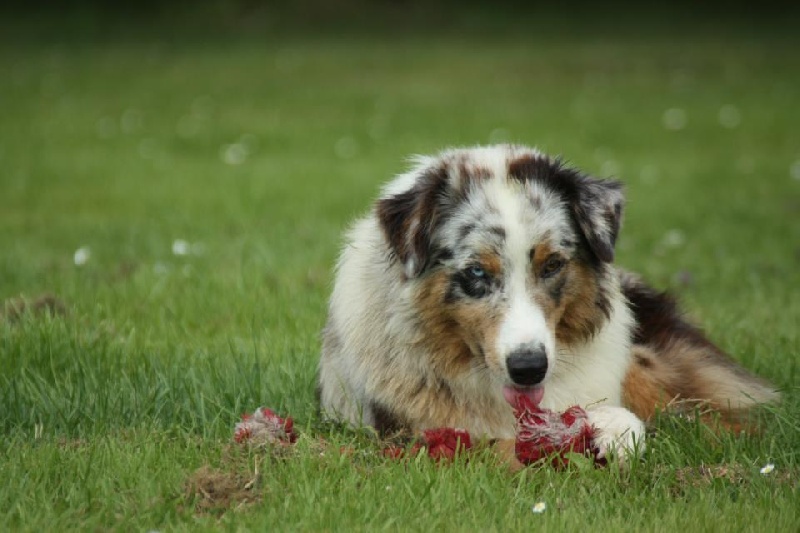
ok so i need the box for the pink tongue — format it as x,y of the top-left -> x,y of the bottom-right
502,385 -> 545,408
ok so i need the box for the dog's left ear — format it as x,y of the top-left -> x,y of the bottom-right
570,175 -> 625,263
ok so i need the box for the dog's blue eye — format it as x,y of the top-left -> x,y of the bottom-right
467,265 -> 486,279
459,264 -> 492,298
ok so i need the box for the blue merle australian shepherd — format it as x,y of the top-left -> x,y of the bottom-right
318,145 -> 779,461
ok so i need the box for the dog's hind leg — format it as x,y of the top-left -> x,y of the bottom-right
620,273 -> 779,428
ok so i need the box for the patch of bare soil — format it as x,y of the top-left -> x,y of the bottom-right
668,463 -> 797,496
674,464 -> 749,488
185,464 -> 261,515
1,293 -> 66,322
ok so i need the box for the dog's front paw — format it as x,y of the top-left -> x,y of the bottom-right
586,406 -> 646,465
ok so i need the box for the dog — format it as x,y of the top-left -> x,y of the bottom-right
317,144 -> 779,461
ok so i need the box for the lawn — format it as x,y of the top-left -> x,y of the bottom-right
1,6 -> 798,531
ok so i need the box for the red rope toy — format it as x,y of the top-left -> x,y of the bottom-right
234,394 -> 602,468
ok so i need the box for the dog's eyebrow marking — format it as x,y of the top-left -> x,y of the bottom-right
458,223 -> 476,241
487,226 -> 506,240
458,224 -> 505,246
435,248 -> 454,263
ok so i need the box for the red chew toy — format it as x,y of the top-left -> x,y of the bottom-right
418,427 -> 472,460
234,407 -> 297,445
512,395 -> 601,467
233,400 -> 601,468
383,428 -> 473,461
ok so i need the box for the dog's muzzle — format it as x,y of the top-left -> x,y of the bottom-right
506,344 -> 548,386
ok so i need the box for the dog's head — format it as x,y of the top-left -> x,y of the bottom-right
376,145 -> 624,398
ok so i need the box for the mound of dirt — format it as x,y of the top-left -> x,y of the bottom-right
1,294 -> 66,323
185,465 -> 261,515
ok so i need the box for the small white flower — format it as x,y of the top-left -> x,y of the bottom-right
368,116 -> 389,141
138,138 -> 159,160
96,116 -> 116,139
172,239 -> 190,256
176,115 -> 202,139
221,143 -> 247,165
736,156 -> 755,175
663,108 -> 687,131
593,146 -> 612,162
532,501 -> 547,514
760,463 -> 775,475
790,160 -> 800,181
489,128 -> 510,144
334,137 -> 359,159
239,133 -> 259,151
121,108 -> 143,134
601,159 -> 621,177
662,229 -> 686,248
191,95 -> 214,117
718,105 -> 741,129
73,247 -> 90,266
639,164 -> 659,184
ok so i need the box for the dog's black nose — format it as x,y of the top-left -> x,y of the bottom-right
507,345 -> 548,386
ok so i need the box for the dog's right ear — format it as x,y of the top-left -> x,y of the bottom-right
376,166 -> 450,279
569,175 -> 624,264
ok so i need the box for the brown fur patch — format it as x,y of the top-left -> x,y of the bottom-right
658,338 -> 777,411
530,240 -> 556,273
413,270 -> 498,378
477,251 -> 503,278
553,263 -> 608,344
373,377 -> 508,435
622,345 -> 675,421
623,339 -> 775,432
368,270 -> 514,433
621,271 -> 779,429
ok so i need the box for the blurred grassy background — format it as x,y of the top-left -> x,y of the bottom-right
0,2 -> 798,529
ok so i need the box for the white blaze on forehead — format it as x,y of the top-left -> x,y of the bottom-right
475,178 -> 554,361
480,177 -> 562,367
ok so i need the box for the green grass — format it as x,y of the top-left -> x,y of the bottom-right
1,11 -> 799,531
